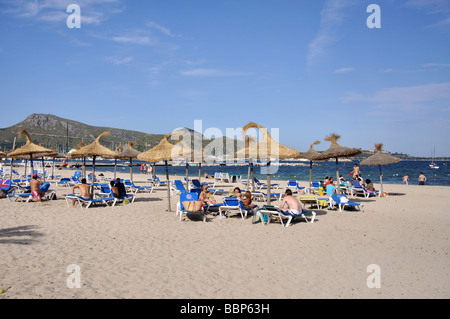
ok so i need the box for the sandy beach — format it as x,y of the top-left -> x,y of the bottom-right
0,168 -> 448,299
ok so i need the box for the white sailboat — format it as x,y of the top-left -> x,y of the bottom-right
429,147 -> 439,169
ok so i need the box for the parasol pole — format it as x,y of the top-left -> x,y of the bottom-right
198,162 -> 201,183
90,155 -> 96,198
335,158 -> 340,194
41,157 -> 46,182
130,158 -> 133,182
246,160 -> 251,191
266,160 -> 271,205
251,161 -> 255,191
309,160 -> 313,189
165,160 -> 171,212
185,161 -> 189,191
379,164 -> 384,196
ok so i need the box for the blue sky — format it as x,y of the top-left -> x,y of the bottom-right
1,0 -> 449,156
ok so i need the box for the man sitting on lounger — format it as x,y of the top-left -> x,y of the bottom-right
279,189 -> 302,215
70,178 -> 91,206
30,174 -> 45,202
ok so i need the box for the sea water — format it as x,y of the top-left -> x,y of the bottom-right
85,160 -> 450,186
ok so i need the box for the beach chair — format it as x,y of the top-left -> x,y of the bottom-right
125,181 -> 153,194
309,181 -> 321,194
330,194 -> 363,212
191,179 -> 223,195
218,197 -> 249,219
176,192 -> 206,222
192,178 -> 215,188
352,184 -> 380,198
151,176 -> 167,187
8,182 -> 55,202
0,179 -> 16,195
298,196 -> 322,209
287,180 -> 298,193
65,194 -> 115,209
256,205 -> 316,227
254,177 -> 279,190
57,177 -> 74,187
70,171 -> 82,183
260,192 -> 282,202
172,180 -> 188,195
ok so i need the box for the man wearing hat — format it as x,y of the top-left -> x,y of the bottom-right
30,174 -> 44,202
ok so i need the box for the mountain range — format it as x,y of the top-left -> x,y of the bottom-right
0,113 -> 241,154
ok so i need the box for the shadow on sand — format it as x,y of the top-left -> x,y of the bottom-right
0,225 -> 44,245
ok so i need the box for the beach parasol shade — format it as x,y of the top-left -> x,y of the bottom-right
314,133 -> 362,193
70,132 -> 118,197
118,141 -> 141,182
296,140 -> 322,188
137,134 -> 183,212
235,122 -> 301,203
360,143 -> 400,196
7,130 -> 54,174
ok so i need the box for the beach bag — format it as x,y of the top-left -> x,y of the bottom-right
182,200 -> 202,212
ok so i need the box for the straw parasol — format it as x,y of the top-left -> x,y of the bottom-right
360,143 -> 400,196
235,122 -> 301,204
118,141 -> 141,182
314,133 -> 362,193
68,142 -> 88,179
70,132 -> 118,197
7,130 -> 54,175
137,134 -> 184,212
0,151 -> 6,158
296,140 -> 322,189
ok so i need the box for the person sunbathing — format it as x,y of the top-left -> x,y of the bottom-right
279,189 -> 302,215
70,178 -> 91,205
30,174 -> 45,202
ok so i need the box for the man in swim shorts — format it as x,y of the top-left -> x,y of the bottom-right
279,189 -> 303,216
70,178 -> 91,205
30,174 -> 44,202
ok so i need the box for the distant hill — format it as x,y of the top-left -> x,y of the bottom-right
0,113 -> 244,155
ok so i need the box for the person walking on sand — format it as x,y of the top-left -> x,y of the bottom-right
350,163 -> 361,178
418,172 -> 427,185
402,174 -> 409,185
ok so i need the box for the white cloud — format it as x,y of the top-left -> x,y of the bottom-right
5,0 -> 120,25
334,67 -> 355,74
421,63 -> 450,68
112,35 -> 157,46
105,56 -> 133,65
180,68 -> 252,77
146,21 -> 180,37
341,82 -> 450,111
307,0 -> 356,66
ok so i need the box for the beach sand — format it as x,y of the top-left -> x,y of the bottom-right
0,168 -> 448,299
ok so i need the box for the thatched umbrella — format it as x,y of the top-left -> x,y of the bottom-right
68,142 -> 88,179
235,122 -> 301,204
360,143 -> 400,196
7,130 -> 54,177
314,133 -> 362,193
112,145 -> 123,180
118,141 -> 141,182
296,140 -> 322,189
70,132 -> 118,197
44,147 -> 66,179
0,151 -> 6,158
137,134 -> 184,212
